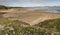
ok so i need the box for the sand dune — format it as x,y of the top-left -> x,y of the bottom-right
1,8 -> 60,25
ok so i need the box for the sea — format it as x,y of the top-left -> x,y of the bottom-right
26,6 -> 60,13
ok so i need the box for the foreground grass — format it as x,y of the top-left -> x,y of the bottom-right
0,18 -> 60,35
35,18 -> 60,32
0,18 -> 48,35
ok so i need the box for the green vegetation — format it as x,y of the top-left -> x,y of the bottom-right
0,5 -> 24,10
35,18 -> 60,32
0,18 -> 49,35
0,18 -> 60,35
0,5 -> 8,10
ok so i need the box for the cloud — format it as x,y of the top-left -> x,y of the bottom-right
0,0 -> 45,3
17,0 -> 45,3
0,0 -> 60,7
0,0 -> 45,5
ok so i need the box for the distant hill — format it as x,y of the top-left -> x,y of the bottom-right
0,5 -> 23,10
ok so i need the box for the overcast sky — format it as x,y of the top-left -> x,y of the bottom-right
0,0 -> 60,7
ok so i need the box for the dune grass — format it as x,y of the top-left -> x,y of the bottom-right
0,18 -> 46,35
0,18 -> 60,35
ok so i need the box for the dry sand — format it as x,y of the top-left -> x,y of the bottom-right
1,9 -> 60,25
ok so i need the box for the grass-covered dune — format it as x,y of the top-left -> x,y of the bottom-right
0,5 -> 8,10
35,18 -> 60,32
0,18 -> 60,35
0,18 -> 48,35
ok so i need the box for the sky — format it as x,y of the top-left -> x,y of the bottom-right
0,0 -> 60,7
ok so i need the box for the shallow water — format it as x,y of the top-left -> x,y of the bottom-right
26,7 -> 60,14
45,10 -> 60,13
